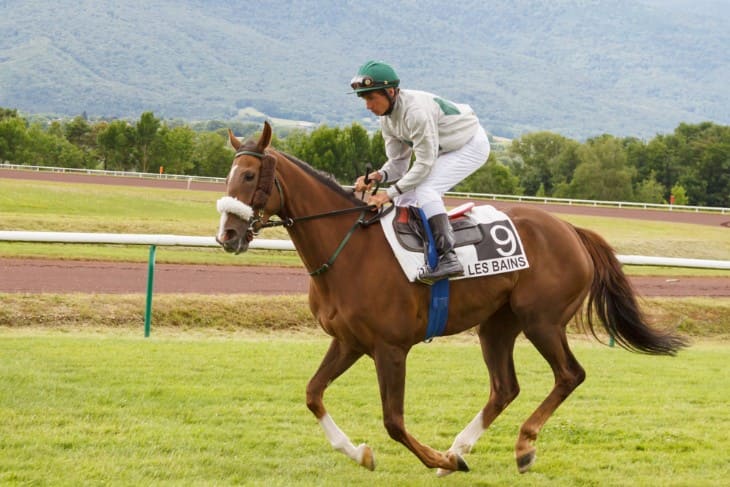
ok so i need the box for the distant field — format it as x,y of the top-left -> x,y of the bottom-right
1,177 -> 728,273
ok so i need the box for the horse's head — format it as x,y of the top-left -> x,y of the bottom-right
216,121 -> 280,254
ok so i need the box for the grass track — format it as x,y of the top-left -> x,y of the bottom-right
1,177 -> 729,271
0,329 -> 727,486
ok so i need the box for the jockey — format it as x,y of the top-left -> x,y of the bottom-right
352,60 -> 491,283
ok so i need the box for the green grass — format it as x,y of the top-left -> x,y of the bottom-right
0,178 -> 297,266
2,177 -> 729,272
0,178 -> 220,234
556,214 -> 730,261
0,329 -> 727,486
0,242 -> 302,266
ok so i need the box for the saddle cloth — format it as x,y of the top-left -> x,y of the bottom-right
380,204 -> 530,282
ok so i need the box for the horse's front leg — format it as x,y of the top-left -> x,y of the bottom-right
373,343 -> 469,473
306,338 -> 374,470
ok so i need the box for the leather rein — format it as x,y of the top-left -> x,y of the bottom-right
233,148 -> 387,276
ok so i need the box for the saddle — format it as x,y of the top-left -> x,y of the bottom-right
392,203 -> 483,252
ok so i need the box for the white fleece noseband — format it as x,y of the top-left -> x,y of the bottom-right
216,196 -> 254,240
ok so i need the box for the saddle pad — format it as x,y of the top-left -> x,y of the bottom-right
381,204 -> 530,282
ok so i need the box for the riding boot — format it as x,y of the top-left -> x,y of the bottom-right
418,213 -> 464,283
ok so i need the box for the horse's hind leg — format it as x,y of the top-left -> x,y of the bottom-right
305,338 -> 374,470
437,307 -> 522,476
516,324 -> 586,473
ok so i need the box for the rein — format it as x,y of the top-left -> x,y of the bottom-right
228,147 -> 388,275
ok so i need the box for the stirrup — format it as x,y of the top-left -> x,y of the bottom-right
417,257 -> 464,284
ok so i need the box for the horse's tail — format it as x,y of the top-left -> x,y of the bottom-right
574,226 -> 688,356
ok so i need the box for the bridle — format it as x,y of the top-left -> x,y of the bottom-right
230,148 -> 286,237
219,148 -> 388,275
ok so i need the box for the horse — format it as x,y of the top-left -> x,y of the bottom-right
216,121 -> 687,476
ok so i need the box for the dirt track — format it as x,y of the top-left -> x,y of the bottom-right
0,257 -> 729,297
1,168 -> 728,296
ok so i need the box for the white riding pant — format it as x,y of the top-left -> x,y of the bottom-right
394,126 -> 490,219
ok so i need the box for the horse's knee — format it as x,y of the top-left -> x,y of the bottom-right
555,364 -> 586,397
305,385 -> 324,417
383,417 -> 406,442
491,383 -> 520,413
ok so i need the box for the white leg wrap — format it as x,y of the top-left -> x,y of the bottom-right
437,410 -> 486,477
319,414 -> 364,463
451,410 -> 485,455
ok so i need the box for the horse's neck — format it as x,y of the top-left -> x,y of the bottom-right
277,159 -> 367,274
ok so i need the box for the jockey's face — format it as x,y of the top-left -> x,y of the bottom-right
360,88 -> 395,116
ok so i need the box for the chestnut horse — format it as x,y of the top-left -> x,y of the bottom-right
216,122 -> 686,475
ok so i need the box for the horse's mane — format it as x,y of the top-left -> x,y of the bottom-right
235,137 -> 366,207
278,151 -> 367,207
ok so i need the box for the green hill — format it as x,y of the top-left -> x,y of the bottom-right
1,0 -> 728,139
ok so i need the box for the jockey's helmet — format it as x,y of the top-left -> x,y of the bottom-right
350,61 -> 400,95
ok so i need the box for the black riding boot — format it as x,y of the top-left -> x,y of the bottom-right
418,213 -> 464,283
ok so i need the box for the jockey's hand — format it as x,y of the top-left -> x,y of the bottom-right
367,191 -> 391,209
353,171 -> 383,192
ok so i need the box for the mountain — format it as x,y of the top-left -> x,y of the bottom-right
1,0 -> 728,139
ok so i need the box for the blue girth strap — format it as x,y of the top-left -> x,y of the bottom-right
418,208 -> 450,342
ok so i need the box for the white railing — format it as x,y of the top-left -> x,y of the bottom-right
446,191 -> 730,214
1,231 -> 728,269
3,163 -> 729,215
0,162 -> 224,184
0,231 -> 295,250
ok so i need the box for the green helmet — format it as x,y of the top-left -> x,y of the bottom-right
350,60 -> 400,94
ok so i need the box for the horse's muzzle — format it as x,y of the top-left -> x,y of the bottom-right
216,226 -> 253,254
217,207 -> 255,254
216,196 -> 257,254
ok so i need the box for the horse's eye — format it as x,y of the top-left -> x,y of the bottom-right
243,172 -> 256,182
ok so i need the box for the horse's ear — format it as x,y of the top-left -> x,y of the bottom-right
257,121 -> 273,151
228,129 -> 241,150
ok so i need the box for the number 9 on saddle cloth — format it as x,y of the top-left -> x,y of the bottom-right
382,204 -> 530,282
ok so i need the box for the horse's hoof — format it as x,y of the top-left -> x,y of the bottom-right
516,448 -> 536,473
357,443 -> 375,471
455,453 -> 470,472
436,451 -> 469,477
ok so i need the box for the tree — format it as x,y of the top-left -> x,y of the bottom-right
96,120 -> 137,170
690,126 -> 730,207
150,125 -> 195,174
454,153 -> 521,195
136,112 -> 161,172
64,116 -> 93,147
670,183 -> 688,205
666,122 -> 730,206
64,116 -> 100,168
307,125 -> 343,179
508,131 -> 577,196
339,123 -> 371,181
0,107 -> 19,120
24,124 -> 86,168
567,136 -> 635,201
634,174 -> 666,204
0,113 -> 29,163
191,131 -> 233,177
370,130 -> 386,164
